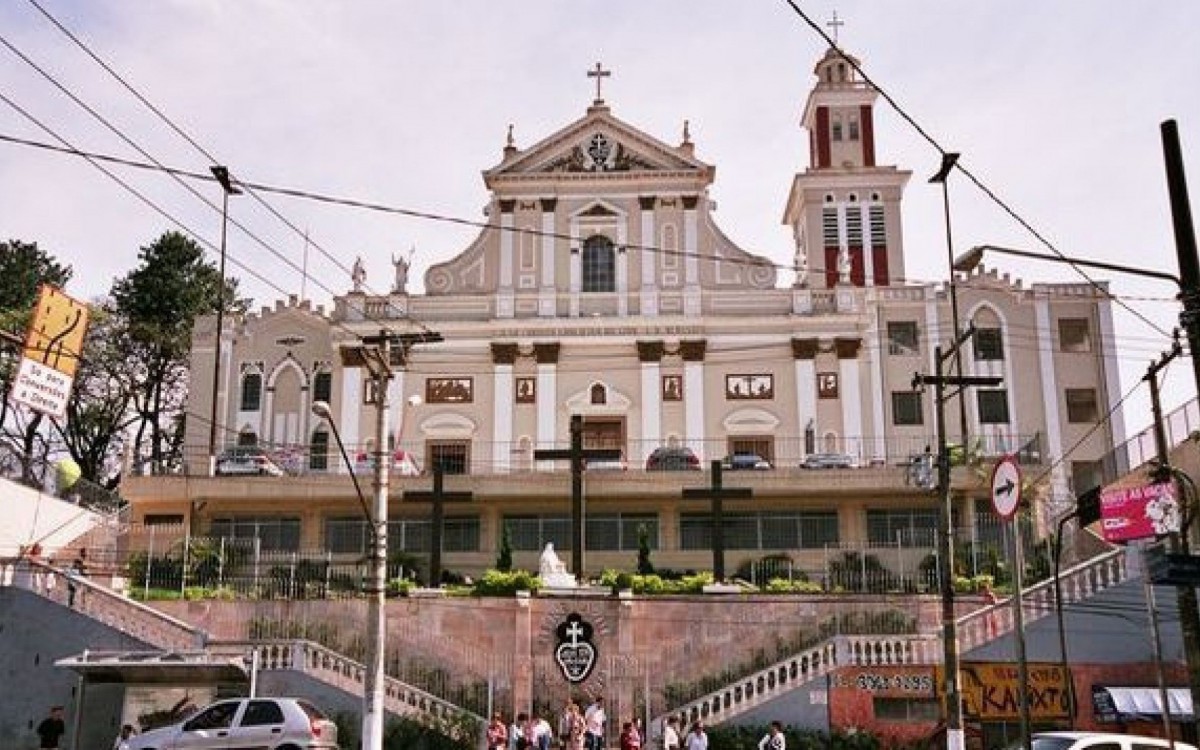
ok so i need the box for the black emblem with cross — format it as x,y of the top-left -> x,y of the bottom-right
554,612 -> 598,684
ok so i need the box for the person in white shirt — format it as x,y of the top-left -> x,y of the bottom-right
662,717 -> 681,750
684,721 -> 707,750
584,697 -> 606,750
532,715 -> 553,750
758,721 -> 786,750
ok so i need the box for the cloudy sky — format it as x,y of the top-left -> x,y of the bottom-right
2,1 -> 1199,437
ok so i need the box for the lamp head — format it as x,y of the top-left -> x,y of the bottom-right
952,246 -> 986,273
311,400 -> 333,421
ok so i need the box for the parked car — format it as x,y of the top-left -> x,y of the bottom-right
127,697 -> 337,750
799,452 -> 858,470
215,447 -> 284,477
722,453 -> 772,471
645,446 -> 701,471
1030,732 -> 1198,750
353,448 -> 422,476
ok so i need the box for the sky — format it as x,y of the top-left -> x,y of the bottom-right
2,0 -> 1200,444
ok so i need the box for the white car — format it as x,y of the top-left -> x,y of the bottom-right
1031,732 -> 1199,750
128,697 -> 337,750
353,448 -> 422,476
215,448 -> 285,477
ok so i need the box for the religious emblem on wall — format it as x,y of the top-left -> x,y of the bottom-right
426,377 -> 473,403
515,377 -> 536,404
661,375 -> 683,402
725,374 -> 774,400
554,612 -> 599,684
817,372 -> 839,399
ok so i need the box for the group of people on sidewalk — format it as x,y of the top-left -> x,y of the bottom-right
35,705 -> 136,750
485,697 -> 788,750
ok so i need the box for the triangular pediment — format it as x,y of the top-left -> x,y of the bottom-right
486,108 -> 709,182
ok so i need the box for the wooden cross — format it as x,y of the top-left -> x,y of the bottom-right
682,460 -> 752,582
826,10 -> 845,45
534,414 -> 622,576
402,464 -> 473,587
587,62 -> 611,103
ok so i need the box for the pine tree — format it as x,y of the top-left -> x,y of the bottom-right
496,523 -> 513,571
636,523 -> 655,575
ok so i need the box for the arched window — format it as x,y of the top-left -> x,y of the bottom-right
590,384 -> 607,404
581,235 -> 615,292
240,372 -> 262,411
831,115 -> 843,142
310,429 -> 329,471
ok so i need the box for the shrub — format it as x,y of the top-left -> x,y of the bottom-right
763,577 -> 822,594
473,569 -> 541,596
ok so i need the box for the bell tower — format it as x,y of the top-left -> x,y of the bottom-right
784,46 -> 911,290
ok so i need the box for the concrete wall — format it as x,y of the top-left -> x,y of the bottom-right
0,588 -> 149,750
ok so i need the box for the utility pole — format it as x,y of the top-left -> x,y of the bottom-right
913,325 -> 1001,750
1161,119 -> 1200,743
338,329 -> 442,750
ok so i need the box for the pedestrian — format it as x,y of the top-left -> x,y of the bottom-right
113,723 -> 137,750
36,706 -> 66,750
67,549 -> 88,608
662,717 -> 681,750
583,697 -> 606,750
532,713 -> 553,750
684,721 -> 707,750
567,701 -> 587,750
510,712 -> 528,750
757,720 -> 786,750
488,712 -> 509,750
619,720 -> 641,750
558,699 -> 577,748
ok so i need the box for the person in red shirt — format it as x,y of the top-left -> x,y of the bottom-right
619,720 -> 641,750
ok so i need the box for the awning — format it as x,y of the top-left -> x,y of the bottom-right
1092,686 -> 1194,721
56,650 -> 248,684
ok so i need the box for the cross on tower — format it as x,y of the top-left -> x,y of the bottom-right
534,414 -> 622,576
587,62 -> 611,104
403,464 -> 473,587
683,460 -> 753,582
826,10 -> 845,45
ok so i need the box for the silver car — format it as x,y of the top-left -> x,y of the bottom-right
127,697 -> 337,750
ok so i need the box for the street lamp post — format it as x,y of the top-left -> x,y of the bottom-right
207,165 -> 241,476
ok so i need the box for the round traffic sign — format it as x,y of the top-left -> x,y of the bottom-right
990,455 -> 1022,520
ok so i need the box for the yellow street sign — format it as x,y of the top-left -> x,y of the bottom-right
23,285 -> 89,378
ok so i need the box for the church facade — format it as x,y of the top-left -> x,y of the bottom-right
127,47 -> 1126,581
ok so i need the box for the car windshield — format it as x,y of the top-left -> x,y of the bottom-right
1030,738 -> 1078,750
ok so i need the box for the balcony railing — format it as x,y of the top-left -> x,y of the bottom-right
145,432 -> 1044,479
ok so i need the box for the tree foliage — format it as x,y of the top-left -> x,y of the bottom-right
111,231 -> 244,467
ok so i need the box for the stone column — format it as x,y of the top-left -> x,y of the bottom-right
681,340 -> 707,460
1034,298 -> 1070,506
864,303 -> 886,464
837,338 -> 864,461
539,199 -> 557,318
792,338 -> 818,459
638,196 -> 659,316
638,341 -> 664,464
498,199 -> 516,318
534,343 -> 560,470
492,343 -> 519,474
340,367 -> 362,451
513,591 -> 534,716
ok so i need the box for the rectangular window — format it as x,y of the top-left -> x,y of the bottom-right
866,509 -> 937,546
428,441 -> 470,475
313,372 -> 333,404
586,514 -> 658,551
1065,388 -> 1099,423
891,392 -> 923,426
822,208 -> 839,247
503,515 -> 571,551
211,516 -> 300,552
240,374 -> 262,412
874,697 -> 940,722
887,321 -> 919,356
973,328 -> 1004,361
848,117 -> 860,141
846,207 -> 863,246
681,512 -> 838,550
869,205 -> 886,246
1059,318 -> 1092,352
326,517 -> 368,554
977,389 -> 1010,424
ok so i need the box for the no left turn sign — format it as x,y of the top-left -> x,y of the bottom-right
990,455 -> 1022,520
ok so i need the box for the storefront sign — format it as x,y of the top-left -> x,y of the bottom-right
1100,482 -> 1179,543
947,663 -> 1071,721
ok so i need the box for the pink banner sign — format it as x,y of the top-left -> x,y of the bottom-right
1100,482 -> 1179,543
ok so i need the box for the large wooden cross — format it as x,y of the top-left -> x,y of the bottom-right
683,460 -> 752,582
402,464 -> 473,587
534,414 -> 622,577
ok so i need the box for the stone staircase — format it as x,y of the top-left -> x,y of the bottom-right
2,559 -> 483,728
655,546 -> 1129,732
